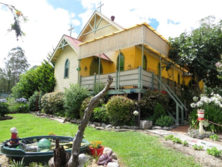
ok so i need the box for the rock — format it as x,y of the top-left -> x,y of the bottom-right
107,162 -> 119,167
115,129 -> 127,132
78,154 -> 89,167
152,126 -> 162,130
93,122 -> 101,126
89,124 -> 96,128
115,126 -> 120,129
111,153 -> 118,160
106,124 -> 112,129
163,126 -> 171,130
76,119 -> 82,124
131,126 -> 139,130
102,123 -> 106,128
103,147 -> 112,154
140,120 -> 153,129
170,124 -> 177,129
96,127 -> 104,130
122,125 -> 130,129
70,119 -> 77,123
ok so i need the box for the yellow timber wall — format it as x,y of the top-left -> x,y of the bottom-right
54,46 -> 78,91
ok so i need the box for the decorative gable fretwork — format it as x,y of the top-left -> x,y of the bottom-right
58,39 -> 68,50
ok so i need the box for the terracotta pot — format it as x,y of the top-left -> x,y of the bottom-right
89,146 -> 104,157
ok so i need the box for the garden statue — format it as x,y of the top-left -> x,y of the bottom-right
97,151 -> 113,165
197,109 -> 205,135
78,154 -> 89,167
10,127 -> 19,145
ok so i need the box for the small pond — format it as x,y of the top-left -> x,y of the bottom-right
0,135 -> 89,165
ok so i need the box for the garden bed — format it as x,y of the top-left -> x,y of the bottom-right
0,115 -> 13,121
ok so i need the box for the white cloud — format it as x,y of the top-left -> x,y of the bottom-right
79,0 -> 222,39
72,19 -> 81,26
0,0 -> 80,68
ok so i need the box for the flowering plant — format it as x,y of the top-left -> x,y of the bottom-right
16,98 -> 27,103
48,132 -> 56,136
133,110 -> 139,116
90,141 -> 102,149
0,99 -> 7,103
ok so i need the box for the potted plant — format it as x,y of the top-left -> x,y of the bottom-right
89,141 -> 104,157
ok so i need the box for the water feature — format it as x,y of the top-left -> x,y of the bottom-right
0,135 -> 89,165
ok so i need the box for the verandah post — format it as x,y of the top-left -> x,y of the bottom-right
138,66 -> 141,88
176,103 -> 179,125
93,73 -> 96,90
98,54 -> 101,91
115,70 -> 118,89
151,72 -> 154,90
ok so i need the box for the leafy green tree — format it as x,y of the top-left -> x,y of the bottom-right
12,60 -> 55,98
168,16 -> 222,93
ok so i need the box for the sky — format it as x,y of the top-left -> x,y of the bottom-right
0,0 -> 222,68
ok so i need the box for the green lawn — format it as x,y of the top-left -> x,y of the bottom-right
0,114 -> 200,167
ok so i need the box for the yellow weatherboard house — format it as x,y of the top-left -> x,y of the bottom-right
50,11 -> 203,125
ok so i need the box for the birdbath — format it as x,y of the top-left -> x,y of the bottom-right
197,109 -> 205,135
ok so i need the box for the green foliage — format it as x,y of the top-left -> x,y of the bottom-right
80,96 -> 93,119
0,100 -> 9,116
210,134 -> 219,141
9,103 -> 29,113
138,90 -> 169,119
28,91 -> 43,111
93,104 -> 109,122
9,157 -> 25,167
41,92 -> 64,114
164,135 -> 174,141
152,103 -> 167,124
64,84 -> 89,118
155,115 -> 173,127
168,16 -> 222,91
183,141 -> 189,146
106,96 -> 135,125
12,60 -> 55,99
193,144 -> 203,150
172,137 -> 182,144
207,147 -> 222,157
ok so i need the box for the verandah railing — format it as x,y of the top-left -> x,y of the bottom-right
80,67 -> 186,124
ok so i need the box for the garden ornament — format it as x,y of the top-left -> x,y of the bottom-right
78,154 -> 89,167
197,109 -> 205,135
10,127 -> 19,145
97,150 -> 113,165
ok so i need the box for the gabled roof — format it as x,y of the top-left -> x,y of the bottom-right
50,35 -> 81,62
50,34 -> 112,62
77,11 -> 124,40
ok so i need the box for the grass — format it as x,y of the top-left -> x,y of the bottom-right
0,114 -> 201,167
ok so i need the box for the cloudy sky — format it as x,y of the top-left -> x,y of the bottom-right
0,0 -> 221,68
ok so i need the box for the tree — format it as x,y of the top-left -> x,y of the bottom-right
0,2 -> 27,40
12,60 -> 55,99
168,16 -> 222,93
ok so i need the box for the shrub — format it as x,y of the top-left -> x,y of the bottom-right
93,104 -> 109,122
80,96 -> 93,119
138,89 -> 169,119
164,135 -> 174,141
41,92 -> 64,114
210,134 -> 219,141
28,91 -> 44,111
0,99 -> 9,116
64,84 -> 89,118
193,144 -> 203,150
8,98 -> 29,113
183,141 -> 189,146
207,147 -> 222,156
155,115 -> 173,127
152,103 -> 166,124
106,96 -> 135,125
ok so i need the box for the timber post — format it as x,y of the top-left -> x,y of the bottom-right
93,73 -> 96,90
138,66 -> 142,89
79,76 -> 82,86
151,72 -> 154,90
115,70 -> 118,89
176,103 -> 179,125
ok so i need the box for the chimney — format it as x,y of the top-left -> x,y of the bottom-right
111,16 -> 115,21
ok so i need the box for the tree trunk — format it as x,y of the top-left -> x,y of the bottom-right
66,75 -> 113,167
48,138 -> 70,167
194,69 -> 201,95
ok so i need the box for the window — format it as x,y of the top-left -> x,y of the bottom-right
178,74 -> 181,84
143,55 -> 147,70
64,59 -> 69,78
116,53 -> 124,71
157,63 -> 161,75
